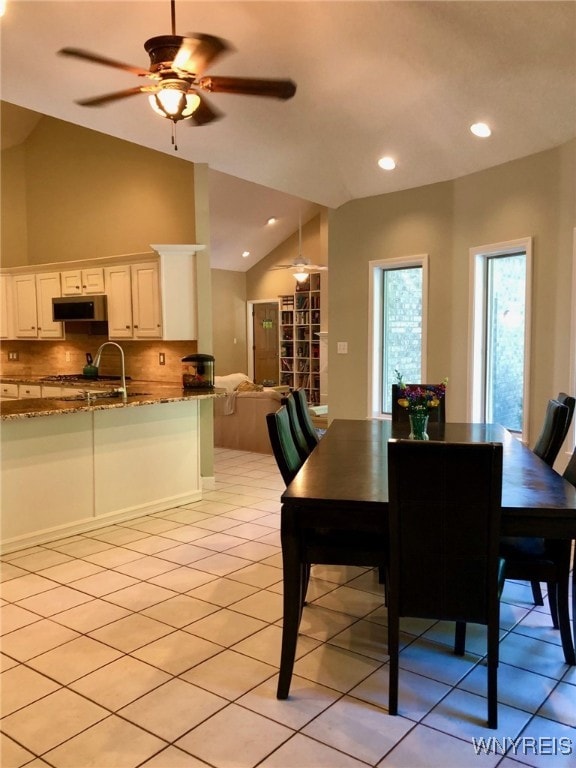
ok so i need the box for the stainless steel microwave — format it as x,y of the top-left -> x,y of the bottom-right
52,295 -> 108,322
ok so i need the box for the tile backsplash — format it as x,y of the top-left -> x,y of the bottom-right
0,332 -> 199,383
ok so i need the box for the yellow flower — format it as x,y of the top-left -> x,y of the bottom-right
398,398 -> 410,408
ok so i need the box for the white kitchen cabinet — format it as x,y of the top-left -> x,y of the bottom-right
41,385 -> 64,398
35,272 -> 63,339
2,247 -> 201,343
1,383 -> 18,399
131,262 -> 162,339
0,273 -> 12,339
105,262 -> 162,340
12,274 -> 38,338
19,384 -> 42,398
104,264 -> 133,339
12,272 -> 63,339
61,268 -> 105,296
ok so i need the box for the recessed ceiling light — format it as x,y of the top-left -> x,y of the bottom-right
266,217 -> 277,225
242,251 -> 250,258
470,122 -> 492,138
378,156 -> 396,171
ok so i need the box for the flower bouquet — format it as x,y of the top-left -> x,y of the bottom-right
394,370 -> 448,439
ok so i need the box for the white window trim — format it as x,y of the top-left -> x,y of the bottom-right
468,237 -> 533,442
368,255 -> 429,419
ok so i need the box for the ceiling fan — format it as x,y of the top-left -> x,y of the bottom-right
58,0 -> 296,147
271,215 -> 328,282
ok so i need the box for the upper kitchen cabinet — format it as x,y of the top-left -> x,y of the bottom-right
12,272 -> 63,339
61,267 -> 105,296
0,273 -> 12,339
105,251 -> 198,341
104,262 -> 162,340
1,246 -> 203,342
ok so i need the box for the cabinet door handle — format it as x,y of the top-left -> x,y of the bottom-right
82,285 -> 87,289
126,325 -> 131,329
134,325 -> 138,329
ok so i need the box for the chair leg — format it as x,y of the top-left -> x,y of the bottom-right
387,602 -> 399,716
556,578 -> 576,665
277,534 -> 303,699
301,563 -> 311,609
454,621 -> 466,656
531,579 -> 544,606
487,619 -> 499,729
547,581 -> 560,629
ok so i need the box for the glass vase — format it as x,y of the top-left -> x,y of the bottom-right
409,412 -> 429,440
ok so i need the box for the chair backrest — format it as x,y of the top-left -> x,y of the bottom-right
266,406 -> 304,486
562,446 -> 576,487
387,440 -> 503,624
283,393 -> 311,460
293,388 -> 320,452
391,384 -> 446,423
557,392 -> 575,444
532,399 -> 570,467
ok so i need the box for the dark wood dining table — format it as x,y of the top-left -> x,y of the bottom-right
281,419 -> 576,661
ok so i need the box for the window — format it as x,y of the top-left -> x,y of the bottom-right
369,256 -> 428,417
469,238 -> 532,439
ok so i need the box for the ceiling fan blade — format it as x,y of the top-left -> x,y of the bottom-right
59,47 -> 151,77
197,76 -> 296,100
174,33 -> 231,75
186,93 -> 222,126
75,87 -> 148,107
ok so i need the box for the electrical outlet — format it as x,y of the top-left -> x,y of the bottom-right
8,351 -> 19,361
65,351 -> 71,362
159,352 -> 166,366
337,341 -> 348,354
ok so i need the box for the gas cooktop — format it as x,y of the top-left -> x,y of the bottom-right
41,374 -> 131,382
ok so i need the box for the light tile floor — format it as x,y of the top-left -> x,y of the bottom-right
1,447 -> 575,768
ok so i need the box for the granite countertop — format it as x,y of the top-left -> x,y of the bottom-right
0,377 -> 226,421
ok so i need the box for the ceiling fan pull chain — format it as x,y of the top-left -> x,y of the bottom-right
172,121 -> 178,151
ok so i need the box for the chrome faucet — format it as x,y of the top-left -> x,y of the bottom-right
93,341 -> 127,402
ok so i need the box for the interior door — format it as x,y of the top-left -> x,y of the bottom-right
253,302 -> 279,385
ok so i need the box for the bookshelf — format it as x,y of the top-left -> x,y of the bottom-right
279,272 -> 321,404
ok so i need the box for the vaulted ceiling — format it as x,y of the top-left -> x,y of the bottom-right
2,1 -> 575,269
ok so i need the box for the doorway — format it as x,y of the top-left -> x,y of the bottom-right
249,301 -> 279,385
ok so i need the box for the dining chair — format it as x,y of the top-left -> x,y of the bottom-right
387,439 -> 505,728
391,383 -> 446,423
500,437 -> 576,666
269,408 -> 387,701
283,392 -> 311,461
525,393 -> 575,607
532,398 -> 570,467
266,405 -> 304,486
292,388 -> 320,452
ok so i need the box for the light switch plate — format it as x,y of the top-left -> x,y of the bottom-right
337,342 -> 348,354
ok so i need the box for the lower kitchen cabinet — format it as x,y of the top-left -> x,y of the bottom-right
1,399 -> 202,551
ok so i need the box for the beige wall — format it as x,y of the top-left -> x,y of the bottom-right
246,214 -> 326,300
1,144 -> 28,266
1,113 -> 198,267
328,140 -> 576,446
211,269 -> 248,375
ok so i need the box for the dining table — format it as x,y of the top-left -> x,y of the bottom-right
281,419 -> 576,663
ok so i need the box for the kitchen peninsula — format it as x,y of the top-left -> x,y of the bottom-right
1,382 -> 225,553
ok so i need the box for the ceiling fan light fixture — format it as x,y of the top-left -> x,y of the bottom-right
293,270 -> 309,283
149,81 -> 200,121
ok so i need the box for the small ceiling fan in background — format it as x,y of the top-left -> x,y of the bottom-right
271,214 -> 328,283
58,0 -> 296,148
